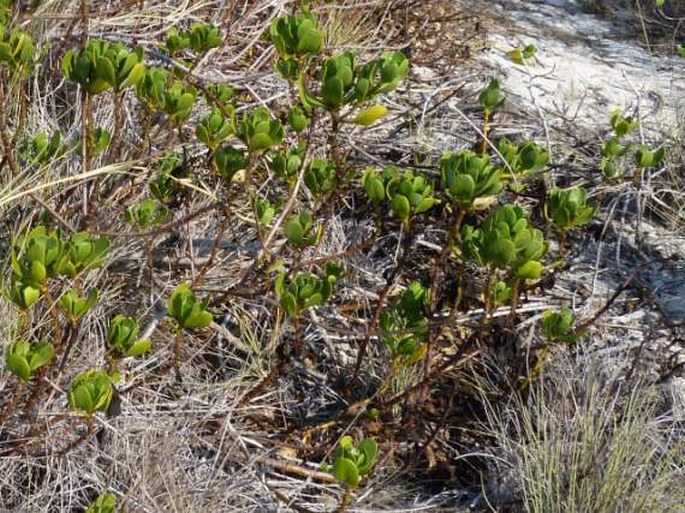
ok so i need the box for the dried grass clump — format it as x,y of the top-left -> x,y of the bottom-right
480,354 -> 685,513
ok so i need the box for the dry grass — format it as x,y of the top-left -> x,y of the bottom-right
478,352 -> 685,513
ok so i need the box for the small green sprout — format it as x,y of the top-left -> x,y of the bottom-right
212,145 -> 248,182
254,198 -> 277,228
600,137 -> 628,159
380,281 -> 430,364
373,51 -> 410,94
541,308 -> 579,344
187,23 -> 222,54
547,187 -> 596,232
361,168 -> 386,204
61,231 -> 110,276
0,28 -> 35,75
136,67 -> 169,109
68,370 -> 114,416
150,153 -> 183,203
85,493 -> 116,513
328,436 -> 379,488
165,23 -> 221,57
283,211 -> 323,248
240,106 -> 284,152
267,145 -> 304,183
304,158 -> 337,197
478,78 -> 504,115
196,108 -> 235,150
609,109 -> 637,137
164,27 -> 190,56
274,264 -> 343,317
108,45 -> 145,92
59,288 -> 98,322
599,109 -> 638,180
634,145 -> 666,169
162,82 -> 197,124
167,283 -> 213,330
497,139 -> 549,177
507,43 -> 537,65
491,279 -> 514,306
21,131 -> 66,166
287,105 -> 309,133
5,340 -> 54,381
204,83 -> 234,104
106,315 -> 151,358
91,127 -> 111,156
124,198 -> 169,229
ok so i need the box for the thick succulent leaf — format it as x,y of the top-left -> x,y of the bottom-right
357,438 -> 379,474
390,194 -> 411,220
182,309 -> 213,329
126,340 -> 151,357
29,342 -> 54,371
352,105 -> 388,126
280,291 -> 298,316
333,457 -> 360,488
516,260 -> 543,280
6,354 -> 31,381
284,219 -> 305,244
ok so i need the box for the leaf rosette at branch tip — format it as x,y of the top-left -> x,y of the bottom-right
5,339 -> 54,382
441,150 -> 502,209
462,205 -> 547,280
478,78 -> 504,114
68,369 -> 115,416
0,28 -> 35,75
542,308 -> 580,344
547,187 -> 596,232
270,11 -> 323,65
106,315 -> 151,358
167,283 -> 213,330
213,145 -> 248,182
326,436 -> 379,488
274,264 -> 343,317
382,166 -> 438,223
62,40 -> 145,95
380,281 -> 430,364
497,139 -> 549,177
304,158 -> 337,197
165,23 -> 221,56
299,51 -> 408,111
240,106 -> 284,152
284,211 -> 323,248
20,131 -> 66,166
59,288 -> 98,321
197,108 -> 235,150
124,198 -> 169,229
267,144 -> 305,183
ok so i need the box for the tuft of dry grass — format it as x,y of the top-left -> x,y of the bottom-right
478,353 -> 685,513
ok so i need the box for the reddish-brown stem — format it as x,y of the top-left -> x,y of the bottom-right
0,380 -> 26,428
